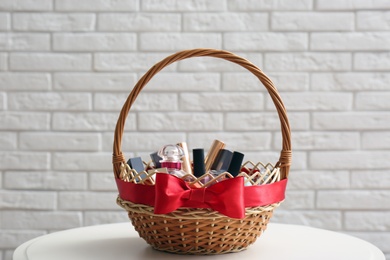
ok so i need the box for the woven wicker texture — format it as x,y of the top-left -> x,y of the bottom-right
117,197 -> 278,254
112,49 -> 292,255
119,160 -> 281,186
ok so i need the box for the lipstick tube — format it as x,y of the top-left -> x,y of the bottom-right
177,142 -> 192,175
227,151 -> 245,177
210,149 -> 233,173
204,140 -> 225,172
193,148 -> 206,178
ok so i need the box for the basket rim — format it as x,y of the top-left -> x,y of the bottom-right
117,196 -> 281,219
115,173 -> 287,219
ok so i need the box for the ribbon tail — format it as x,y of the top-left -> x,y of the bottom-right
214,203 -> 245,219
208,177 -> 246,219
154,173 -> 188,215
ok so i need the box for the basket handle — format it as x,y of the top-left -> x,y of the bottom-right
113,49 -> 292,179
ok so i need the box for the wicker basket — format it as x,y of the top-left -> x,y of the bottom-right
112,49 -> 292,255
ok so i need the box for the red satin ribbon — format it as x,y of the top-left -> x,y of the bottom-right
116,173 -> 287,219
154,173 -> 245,218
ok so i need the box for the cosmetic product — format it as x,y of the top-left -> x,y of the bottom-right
127,157 -> 144,173
158,144 -> 195,182
201,149 -> 234,187
209,149 -> 233,176
193,148 -> 206,178
227,151 -> 245,177
150,152 -> 162,168
127,157 -> 148,182
177,142 -> 192,175
191,148 -> 212,187
204,140 -> 225,172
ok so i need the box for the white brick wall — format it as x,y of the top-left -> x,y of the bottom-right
13,13 -> 95,31
0,73 -> 51,90
55,0 -> 139,11
0,1 -> 389,259
271,12 -> 354,31
10,53 -> 92,71
0,33 -> 50,51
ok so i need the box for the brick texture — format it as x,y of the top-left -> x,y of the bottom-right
13,13 -> 95,31
0,33 -> 50,51
184,13 -> 268,31
142,0 -> 226,11
1,1 -> 389,259
357,11 -> 390,30
224,32 -> 308,51
0,92 -> 4,110
271,12 -> 354,31
53,33 -> 137,51
55,0 -> 138,11
0,73 -> 51,90
228,0 -> 312,11
0,0 -> 52,11
0,13 -> 10,31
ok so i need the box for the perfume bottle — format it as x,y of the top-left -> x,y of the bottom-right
158,144 -> 196,182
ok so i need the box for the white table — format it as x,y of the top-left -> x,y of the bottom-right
13,222 -> 385,260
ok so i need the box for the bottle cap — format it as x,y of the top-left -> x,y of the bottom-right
227,151 -> 244,177
158,144 -> 184,163
193,148 -> 205,177
211,149 -> 233,171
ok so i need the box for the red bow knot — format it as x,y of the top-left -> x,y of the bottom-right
184,188 -> 206,203
154,173 -> 245,219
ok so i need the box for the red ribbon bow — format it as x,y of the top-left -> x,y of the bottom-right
154,173 -> 245,219
115,173 -> 287,220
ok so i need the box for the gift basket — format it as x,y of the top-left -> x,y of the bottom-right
112,48 -> 292,255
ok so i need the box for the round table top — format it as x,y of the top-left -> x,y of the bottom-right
13,222 -> 385,260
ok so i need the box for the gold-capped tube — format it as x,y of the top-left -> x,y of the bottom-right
177,142 -> 193,175
204,140 -> 225,172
